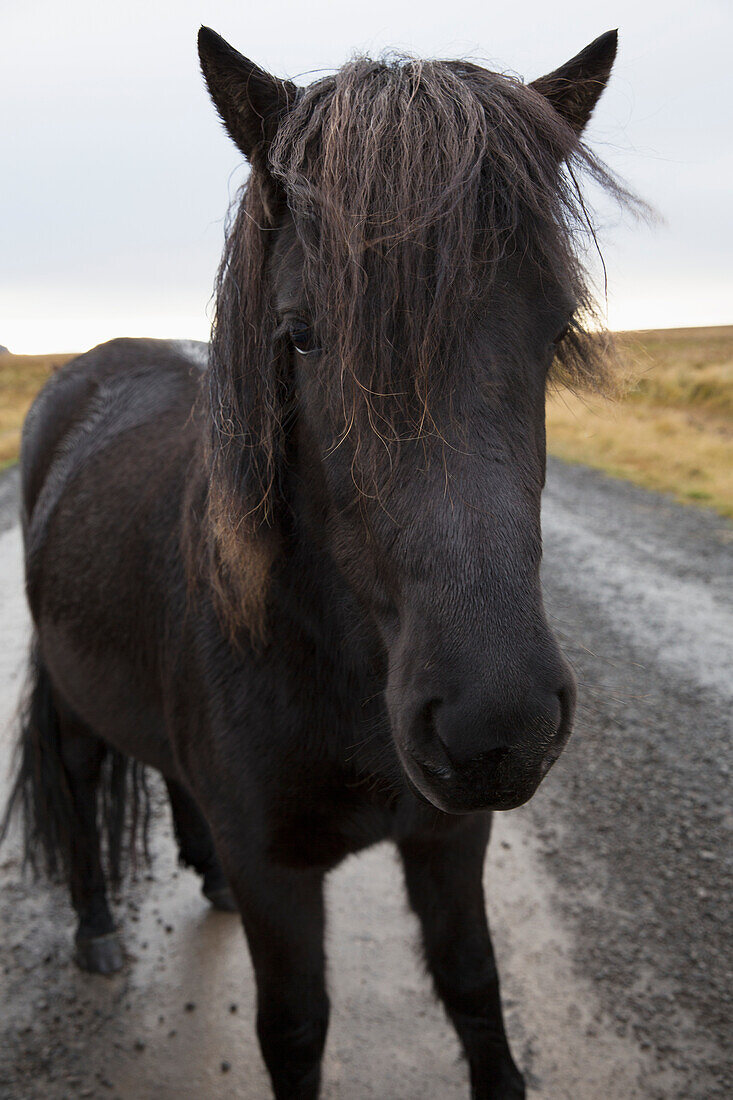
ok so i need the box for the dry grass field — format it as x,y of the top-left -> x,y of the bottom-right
0,352 -> 75,469
1,326 -> 731,516
547,326 -> 733,517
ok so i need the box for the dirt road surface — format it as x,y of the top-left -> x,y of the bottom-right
1,459 -> 731,1100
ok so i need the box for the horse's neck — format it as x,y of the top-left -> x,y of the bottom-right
277,489 -> 385,683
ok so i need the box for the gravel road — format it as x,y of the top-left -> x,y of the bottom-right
0,458 -> 730,1100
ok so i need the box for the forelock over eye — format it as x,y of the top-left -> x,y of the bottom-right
289,320 -> 321,356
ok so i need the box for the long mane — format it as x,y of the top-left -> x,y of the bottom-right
205,55 -> 634,638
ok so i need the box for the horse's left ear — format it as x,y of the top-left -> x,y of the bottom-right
530,29 -> 618,134
198,27 -> 297,164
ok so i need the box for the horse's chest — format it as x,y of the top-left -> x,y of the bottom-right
266,776 -> 394,869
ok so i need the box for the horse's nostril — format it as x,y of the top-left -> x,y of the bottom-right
486,745 -> 511,767
554,680 -> 576,747
558,675 -> 577,727
405,697 -> 453,774
411,753 -> 453,781
461,744 -> 511,778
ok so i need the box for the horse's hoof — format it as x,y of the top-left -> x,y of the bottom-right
202,864 -> 238,911
75,931 -> 125,975
203,884 -> 238,912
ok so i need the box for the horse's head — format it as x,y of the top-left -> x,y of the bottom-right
199,28 -> 622,813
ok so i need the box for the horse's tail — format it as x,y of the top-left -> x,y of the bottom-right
1,637 -> 150,883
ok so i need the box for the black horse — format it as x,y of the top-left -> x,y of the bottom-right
4,26 -> 627,1099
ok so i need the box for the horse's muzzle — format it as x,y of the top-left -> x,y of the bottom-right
393,677 -> 576,814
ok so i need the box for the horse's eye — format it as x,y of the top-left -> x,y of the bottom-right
289,321 -> 320,356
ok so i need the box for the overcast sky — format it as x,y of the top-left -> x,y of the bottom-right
2,0 -> 731,352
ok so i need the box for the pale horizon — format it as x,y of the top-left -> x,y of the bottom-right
7,316 -> 733,360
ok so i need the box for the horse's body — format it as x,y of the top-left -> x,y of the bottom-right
21,334 -> 444,858
5,26 -> 629,1099
22,340 -> 201,779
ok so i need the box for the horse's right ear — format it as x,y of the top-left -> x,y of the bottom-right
198,27 -> 297,164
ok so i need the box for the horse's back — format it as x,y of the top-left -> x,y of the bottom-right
21,337 -> 207,526
21,337 -> 208,772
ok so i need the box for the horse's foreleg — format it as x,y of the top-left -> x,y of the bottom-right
58,717 -> 124,975
398,818 -> 525,1100
165,777 -> 236,910
223,854 -> 329,1100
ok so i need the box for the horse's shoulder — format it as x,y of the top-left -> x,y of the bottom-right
21,337 -> 208,557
